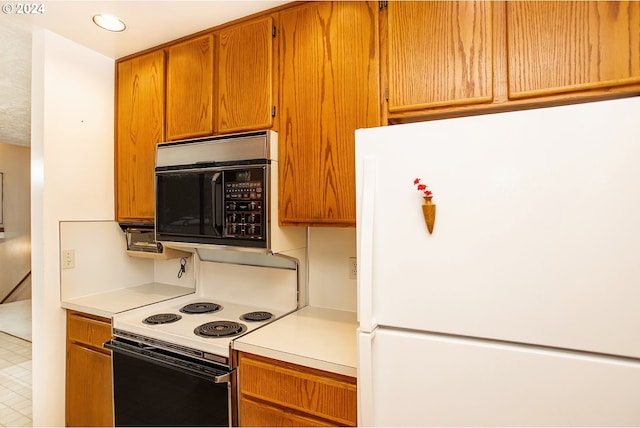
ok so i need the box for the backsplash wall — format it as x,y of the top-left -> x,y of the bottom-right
307,227 -> 357,312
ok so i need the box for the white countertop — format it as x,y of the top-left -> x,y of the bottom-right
233,305 -> 358,377
61,282 -> 196,319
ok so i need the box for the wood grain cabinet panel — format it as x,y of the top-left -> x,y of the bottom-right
67,313 -> 112,346
507,1 -> 640,99
216,16 -> 275,133
66,311 -> 113,427
166,34 -> 214,140
115,49 -> 164,223
240,398 -> 334,427
386,0 -> 494,112
238,352 -> 357,427
278,1 -> 380,226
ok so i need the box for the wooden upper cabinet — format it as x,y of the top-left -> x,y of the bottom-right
278,1 -> 380,226
166,34 -> 214,140
115,49 -> 165,222
216,16 -> 275,134
386,1 -> 494,113
507,1 -> 640,99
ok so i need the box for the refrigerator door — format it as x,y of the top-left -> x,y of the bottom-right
355,97 -> 640,358
358,327 -> 640,427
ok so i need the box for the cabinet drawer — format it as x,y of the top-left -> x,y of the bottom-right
240,397 -> 333,427
238,353 -> 357,426
67,311 -> 112,350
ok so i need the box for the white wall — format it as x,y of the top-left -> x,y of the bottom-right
308,227 -> 357,312
59,220 -> 196,302
0,143 -> 31,302
31,29 -> 114,427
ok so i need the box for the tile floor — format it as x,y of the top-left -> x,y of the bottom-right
0,332 -> 31,427
0,300 -> 32,428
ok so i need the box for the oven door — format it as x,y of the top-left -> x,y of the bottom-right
105,338 -> 232,427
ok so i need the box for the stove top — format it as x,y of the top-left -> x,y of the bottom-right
112,294 -> 291,365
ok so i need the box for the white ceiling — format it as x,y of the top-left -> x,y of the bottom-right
0,0 -> 293,147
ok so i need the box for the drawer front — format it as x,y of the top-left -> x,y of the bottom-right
240,397 -> 334,427
67,311 -> 112,349
239,353 -> 357,426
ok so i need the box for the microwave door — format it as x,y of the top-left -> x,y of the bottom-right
156,169 -> 221,241
156,172 -> 198,237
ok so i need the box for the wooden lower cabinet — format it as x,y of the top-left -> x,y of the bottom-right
237,352 -> 357,427
65,311 -> 113,427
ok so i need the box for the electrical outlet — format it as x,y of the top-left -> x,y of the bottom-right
349,257 -> 357,280
62,249 -> 75,269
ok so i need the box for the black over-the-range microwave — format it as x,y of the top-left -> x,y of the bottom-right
154,131 -> 277,250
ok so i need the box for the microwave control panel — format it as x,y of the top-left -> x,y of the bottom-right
224,169 -> 265,239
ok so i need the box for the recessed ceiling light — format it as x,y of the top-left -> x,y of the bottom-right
92,14 -> 126,32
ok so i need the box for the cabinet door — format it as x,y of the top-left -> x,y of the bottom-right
115,50 -> 165,222
279,1 -> 380,226
66,311 -> 114,427
66,344 -> 114,427
166,34 -> 214,140
386,1 -> 493,113
216,16 -> 275,134
507,1 -> 640,99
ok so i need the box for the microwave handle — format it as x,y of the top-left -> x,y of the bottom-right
211,172 -> 223,237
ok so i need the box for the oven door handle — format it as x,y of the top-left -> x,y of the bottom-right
213,371 -> 231,383
104,339 -> 232,384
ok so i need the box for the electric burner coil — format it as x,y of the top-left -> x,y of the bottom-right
180,302 -> 222,314
240,311 -> 273,322
143,313 -> 182,325
194,321 -> 247,338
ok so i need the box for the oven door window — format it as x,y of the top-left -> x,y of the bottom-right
156,170 -> 222,239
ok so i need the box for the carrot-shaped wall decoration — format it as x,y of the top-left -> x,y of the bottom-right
414,178 -> 436,234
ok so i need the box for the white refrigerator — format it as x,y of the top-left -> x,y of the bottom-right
355,97 -> 640,426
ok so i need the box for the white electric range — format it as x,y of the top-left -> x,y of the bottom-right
112,292 -> 292,365
110,254 -> 301,366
